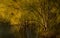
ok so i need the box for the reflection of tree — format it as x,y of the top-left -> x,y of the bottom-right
19,20 -> 39,38
0,20 -> 15,38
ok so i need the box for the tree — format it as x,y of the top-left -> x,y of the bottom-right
0,0 -> 60,38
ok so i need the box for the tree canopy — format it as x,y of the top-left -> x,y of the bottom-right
0,0 -> 60,38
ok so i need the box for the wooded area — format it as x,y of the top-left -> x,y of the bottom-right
0,0 -> 60,38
